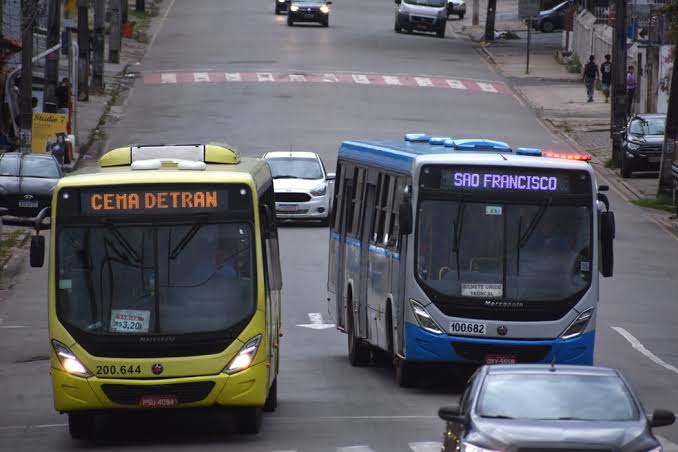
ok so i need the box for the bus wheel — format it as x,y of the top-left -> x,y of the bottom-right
395,358 -> 416,388
347,298 -> 370,366
68,412 -> 96,440
235,407 -> 263,434
263,378 -> 278,412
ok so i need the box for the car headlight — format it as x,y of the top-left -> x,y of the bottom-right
410,299 -> 443,334
461,442 -> 502,452
626,141 -> 642,151
278,0 -> 285,3
643,447 -> 662,452
290,4 -> 299,11
560,307 -> 594,340
320,4 -> 329,13
52,340 -> 92,378
310,183 -> 327,197
223,335 -> 262,374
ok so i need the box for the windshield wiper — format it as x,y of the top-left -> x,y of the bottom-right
453,201 -> 466,279
169,221 -> 205,260
480,414 -> 514,419
105,222 -> 140,262
517,199 -> 551,250
273,175 -> 298,179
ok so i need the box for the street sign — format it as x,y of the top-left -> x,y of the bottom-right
519,0 -> 540,18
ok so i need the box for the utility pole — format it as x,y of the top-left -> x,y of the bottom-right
44,0 -> 61,113
610,0 -> 627,167
136,0 -> 145,12
484,0 -> 497,41
109,0 -> 121,64
472,0 -> 479,25
121,0 -> 129,24
92,0 -> 104,90
77,0 -> 89,101
657,42 -> 678,194
20,0 -> 35,153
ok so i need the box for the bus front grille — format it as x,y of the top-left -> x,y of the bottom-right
452,342 -> 550,363
101,381 -> 216,405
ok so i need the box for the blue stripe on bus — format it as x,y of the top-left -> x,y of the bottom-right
330,232 -> 400,261
403,323 -> 595,365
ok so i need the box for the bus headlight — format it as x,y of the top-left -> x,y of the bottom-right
224,335 -> 262,374
310,183 -> 327,196
410,299 -> 443,335
560,308 -> 594,340
52,340 -> 92,378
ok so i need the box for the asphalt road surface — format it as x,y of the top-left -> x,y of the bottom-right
2,0 -> 678,450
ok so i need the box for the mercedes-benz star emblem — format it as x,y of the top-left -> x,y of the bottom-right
497,325 -> 508,336
23,194 -> 34,199
151,363 -> 164,375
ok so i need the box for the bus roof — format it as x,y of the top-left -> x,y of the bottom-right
338,136 -> 593,174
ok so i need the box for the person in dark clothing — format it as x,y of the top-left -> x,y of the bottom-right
55,78 -> 70,110
600,54 -> 612,103
48,133 -> 67,166
583,55 -> 598,103
627,65 -> 637,117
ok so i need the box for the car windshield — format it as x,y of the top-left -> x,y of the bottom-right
0,155 -> 19,176
629,117 -> 666,136
477,374 -> 639,421
416,200 -> 591,301
20,157 -> 60,178
404,0 -> 446,7
268,157 -> 323,180
56,223 -> 255,335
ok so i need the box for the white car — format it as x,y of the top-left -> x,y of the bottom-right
263,151 -> 335,225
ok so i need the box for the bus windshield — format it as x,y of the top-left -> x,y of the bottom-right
56,222 -> 255,335
416,200 -> 591,301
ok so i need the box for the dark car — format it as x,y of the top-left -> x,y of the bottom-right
287,0 -> 332,27
275,0 -> 288,14
439,364 -> 675,452
621,113 -> 666,178
0,152 -> 62,218
533,0 -> 574,32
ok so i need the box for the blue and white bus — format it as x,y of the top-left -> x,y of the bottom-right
327,134 -> 615,387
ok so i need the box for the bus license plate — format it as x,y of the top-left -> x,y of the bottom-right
449,321 -> 486,335
18,200 -> 38,208
140,395 -> 177,408
277,204 -> 298,212
485,354 -> 516,365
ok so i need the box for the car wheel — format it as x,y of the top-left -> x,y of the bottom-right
437,25 -> 446,38
322,17 -> 329,27
320,215 -> 330,227
541,19 -> 555,32
235,407 -> 263,434
394,20 -> 402,32
287,16 -> 294,26
275,4 -> 281,14
458,12 -> 464,19
395,357 -> 416,388
68,412 -> 96,440
620,153 -> 632,178
263,378 -> 277,412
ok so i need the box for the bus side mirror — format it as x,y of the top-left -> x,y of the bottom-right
260,204 -> 276,239
399,199 -> 412,235
30,235 -> 45,268
600,210 -> 615,277
395,0 -> 401,4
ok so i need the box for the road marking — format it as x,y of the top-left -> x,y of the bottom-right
337,446 -> 375,452
415,77 -> 433,87
322,73 -> 338,83
289,74 -> 306,82
383,75 -> 401,85
0,325 -> 25,329
257,72 -> 275,82
446,79 -> 466,90
160,73 -> 177,84
657,436 -> 678,452
225,72 -> 241,82
146,0 -> 176,55
352,74 -> 370,84
193,72 -> 210,82
409,442 -> 443,452
297,313 -> 335,330
476,82 -> 498,93
612,327 -> 678,375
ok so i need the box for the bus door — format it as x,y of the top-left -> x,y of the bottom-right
358,180 -> 377,340
335,176 -> 352,329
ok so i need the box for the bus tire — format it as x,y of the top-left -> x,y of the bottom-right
68,412 -> 96,440
347,295 -> 370,366
235,407 -> 263,434
395,358 -> 416,388
263,378 -> 278,412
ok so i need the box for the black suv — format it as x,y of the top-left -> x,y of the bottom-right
620,113 -> 666,178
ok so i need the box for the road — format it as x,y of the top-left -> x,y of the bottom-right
2,0 -> 678,450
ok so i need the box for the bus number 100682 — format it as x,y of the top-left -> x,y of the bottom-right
449,321 -> 486,335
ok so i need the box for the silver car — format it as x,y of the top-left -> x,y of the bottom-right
263,151 -> 335,225
0,152 -> 62,218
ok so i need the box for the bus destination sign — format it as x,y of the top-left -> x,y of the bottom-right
441,169 -> 574,194
80,188 -> 229,215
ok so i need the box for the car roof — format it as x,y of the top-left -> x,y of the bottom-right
1,152 -> 57,162
264,151 -> 319,159
633,113 -> 666,119
484,364 -> 619,377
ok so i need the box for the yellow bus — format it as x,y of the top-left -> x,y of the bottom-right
29,144 -> 282,439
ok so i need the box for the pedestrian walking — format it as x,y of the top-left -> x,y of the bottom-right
583,55 -> 598,103
47,133 -> 67,167
600,54 -> 612,103
55,78 -> 71,113
626,65 -> 637,117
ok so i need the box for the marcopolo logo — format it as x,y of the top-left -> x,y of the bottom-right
151,363 -> 164,375
484,300 -> 525,309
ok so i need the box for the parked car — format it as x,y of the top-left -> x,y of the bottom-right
533,0 -> 574,32
287,0 -> 332,27
446,0 -> 466,18
275,0 -> 288,14
621,113 -> 666,178
262,151 -> 335,225
394,0 -> 448,38
438,364 -> 675,452
0,152 -> 62,218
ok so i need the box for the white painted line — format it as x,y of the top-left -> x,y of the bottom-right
225,72 -> 241,82
0,423 -> 67,431
409,442 -> 443,452
352,74 -> 370,84
257,72 -> 275,82
414,77 -> 433,87
0,325 -> 25,329
160,73 -> 177,84
322,73 -> 338,83
337,446 -> 375,452
612,327 -> 678,375
308,313 -> 323,325
297,313 -> 335,330
446,79 -> 466,90
193,72 -> 210,82
476,82 -> 498,93
657,435 -> 678,452
289,74 -> 306,82
147,0 -> 176,55
383,75 -> 401,85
